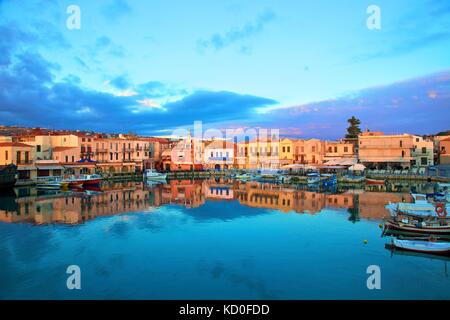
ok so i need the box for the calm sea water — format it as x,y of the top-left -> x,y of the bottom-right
0,179 -> 449,300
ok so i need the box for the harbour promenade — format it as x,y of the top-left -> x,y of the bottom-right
1,127 -> 450,186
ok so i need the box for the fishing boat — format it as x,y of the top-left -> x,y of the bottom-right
36,176 -> 69,190
235,173 -> 254,181
0,164 -> 17,188
63,175 -> 84,187
384,219 -> 450,235
307,172 -> 321,184
386,193 -> 449,218
75,174 -> 103,186
321,174 -> 337,187
388,238 -> 450,256
338,175 -> 366,184
366,178 -> 385,185
143,169 -> 167,181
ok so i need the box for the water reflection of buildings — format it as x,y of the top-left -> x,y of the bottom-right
0,179 -> 420,225
235,181 -> 354,214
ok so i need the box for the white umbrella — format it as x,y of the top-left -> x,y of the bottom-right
348,164 -> 366,171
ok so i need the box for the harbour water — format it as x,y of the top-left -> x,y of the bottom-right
0,179 -> 449,300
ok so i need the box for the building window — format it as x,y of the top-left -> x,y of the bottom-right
422,147 -> 427,154
37,145 -> 41,152
72,156 -> 75,162
65,156 -> 69,162
421,157 -> 427,166
5,150 -> 8,161
287,146 -> 290,153
402,150 -> 405,158
25,151 -> 29,163
16,151 -> 21,164
334,147 -> 338,153
400,140 -> 403,147
344,147 -> 348,152
312,146 -> 316,153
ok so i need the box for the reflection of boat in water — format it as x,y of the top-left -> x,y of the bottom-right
387,238 -> 450,256
0,164 -> 17,189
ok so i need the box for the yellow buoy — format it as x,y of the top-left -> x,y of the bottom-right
379,224 -> 383,229
364,240 -> 368,244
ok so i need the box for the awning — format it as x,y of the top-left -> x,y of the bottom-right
37,166 -> 64,170
348,164 -> 366,171
17,166 -> 36,171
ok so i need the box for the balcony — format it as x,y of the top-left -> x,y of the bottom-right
96,148 -> 108,153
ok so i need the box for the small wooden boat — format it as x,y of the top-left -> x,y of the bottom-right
389,238 -> 450,256
384,219 -> 450,235
0,164 -> 17,188
36,178 -> 69,190
75,174 -> 103,186
366,178 -> 385,185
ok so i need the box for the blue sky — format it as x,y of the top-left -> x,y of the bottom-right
0,0 -> 449,139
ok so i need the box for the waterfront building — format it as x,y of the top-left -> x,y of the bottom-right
0,142 -> 35,181
204,140 -> 236,171
358,132 -> 415,169
279,138 -> 295,165
323,140 -> 356,163
293,139 -> 324,164
439,137 -> 450,164
411,135 -> 434,167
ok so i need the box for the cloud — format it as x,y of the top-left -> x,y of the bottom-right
198,10 -> 276,51
101,0 -> 132,22
0,23 -> 278,134
262,71 -> 450,139
110,73 -> 131,90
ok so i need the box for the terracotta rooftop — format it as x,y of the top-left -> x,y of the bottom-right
0,142 -> 34,148
52,146 -> 78,152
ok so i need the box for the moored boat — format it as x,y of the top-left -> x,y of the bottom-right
75,174 -> 103,186
36,176 -> 69,190
384,219 -> 450,235
0,164 -> 17,188
143,169 -> 167,181
366,178 -> 385,185
388,238 -> 450,256
306,172 -> 320,184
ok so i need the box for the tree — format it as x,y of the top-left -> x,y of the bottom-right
345,116 -> 362,139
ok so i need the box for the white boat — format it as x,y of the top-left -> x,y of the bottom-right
235,173 -> 254,181
143,169 -> 167,181
391,239 -> 450,255
307,172 -> 320,184
36,176 -> 69,190
385,193 -> 449,218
